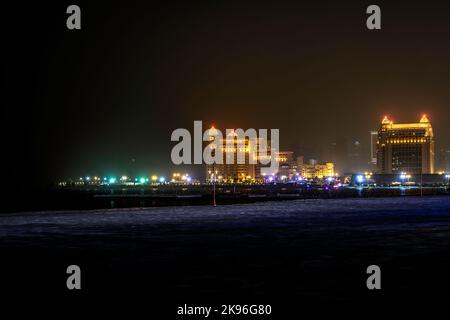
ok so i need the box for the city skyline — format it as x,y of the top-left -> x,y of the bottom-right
56,113 -> 449,182
4,1 -> 450,311
4,1 -> 450,189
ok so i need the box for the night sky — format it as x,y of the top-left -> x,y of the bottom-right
3,0 -> 450,189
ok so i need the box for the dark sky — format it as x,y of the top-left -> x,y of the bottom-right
3,0 -> 450,188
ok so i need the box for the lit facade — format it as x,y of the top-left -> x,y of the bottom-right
302,162 -> 334,179
376,115 -> 435,174
205,130 -> 271,183
275,151 -> 297,180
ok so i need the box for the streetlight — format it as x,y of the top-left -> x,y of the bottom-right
208,168 -> 218,207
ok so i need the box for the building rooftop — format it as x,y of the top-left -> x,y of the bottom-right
381,115 -> 433,130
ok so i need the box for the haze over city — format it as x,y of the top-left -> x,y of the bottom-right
4,1 -> 450,190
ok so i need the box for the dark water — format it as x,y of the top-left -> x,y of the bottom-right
1,196 -> 450,315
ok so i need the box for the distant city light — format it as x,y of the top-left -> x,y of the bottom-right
109,177 -> 117,184
356,175 -> 364,184
151,175 -> 158,182
159,177 -> 165,183
121,176 -> 128,181
445,174 -> 450,179
85,176 -> 90,181
139,177 -> 146,184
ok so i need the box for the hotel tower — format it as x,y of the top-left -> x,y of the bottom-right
376,115 -> 435,174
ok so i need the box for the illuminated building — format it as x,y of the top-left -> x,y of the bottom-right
296,156 -> 304,175
205,130 -> 271,183
275,151 -> 297,180
302,161 -> 335,179
376,115 -> 435,174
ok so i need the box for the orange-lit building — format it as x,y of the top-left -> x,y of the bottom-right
376,115 -> 435,174
302,162 -> 335,179
205,130 -> 271,183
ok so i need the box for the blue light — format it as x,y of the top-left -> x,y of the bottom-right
85,176 -> 91,181
139,177 -> 146,184
356,175 -> 364,183
159,177 -> 165,183
109,177 -> 117,184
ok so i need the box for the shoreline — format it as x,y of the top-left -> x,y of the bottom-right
1,185 -> 449,214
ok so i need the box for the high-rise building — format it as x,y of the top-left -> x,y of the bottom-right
275,151 -> 297,180
437,149 -> 450,172
370,131 -> 378,165
206,130 -> 253,183
376,115 -> 435,174
348,140 -> 364,173
205,130 -> 271,183
330,137 -> 348,174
